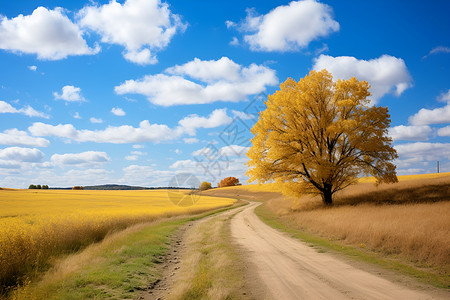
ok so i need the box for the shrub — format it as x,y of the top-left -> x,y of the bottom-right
218,177 -> 240,188
199,181 -> 212,191
72,186 -> 84,190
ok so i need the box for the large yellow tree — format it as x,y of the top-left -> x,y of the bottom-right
246,70 -> 398,205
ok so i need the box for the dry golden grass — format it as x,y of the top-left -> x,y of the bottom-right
210,173 -> 450,273
0,189 -> 235,295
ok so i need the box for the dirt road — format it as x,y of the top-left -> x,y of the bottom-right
231,202 -> 445,300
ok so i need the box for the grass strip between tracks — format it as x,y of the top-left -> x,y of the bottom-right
254,202 -> 449,289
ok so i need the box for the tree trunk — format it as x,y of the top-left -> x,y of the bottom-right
321,184 -> 333,205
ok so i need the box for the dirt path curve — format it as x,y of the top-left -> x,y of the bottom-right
231,202 -> 444,300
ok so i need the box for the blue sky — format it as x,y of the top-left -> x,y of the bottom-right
0,0 -> 449,188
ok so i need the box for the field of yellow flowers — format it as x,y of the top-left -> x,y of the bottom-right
0,188 -> 235,294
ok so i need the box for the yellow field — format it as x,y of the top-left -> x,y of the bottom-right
0,189 -> 235,293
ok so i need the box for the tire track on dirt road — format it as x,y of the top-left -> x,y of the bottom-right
231,202 -> 447,300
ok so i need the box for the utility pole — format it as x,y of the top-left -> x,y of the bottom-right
437,160 -> 440,173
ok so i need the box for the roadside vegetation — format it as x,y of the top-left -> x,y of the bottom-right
0,189 -> 235,297
207,173 -> 450,288
167,202 -> 250,299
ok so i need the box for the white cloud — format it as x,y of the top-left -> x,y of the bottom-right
0,7 -> 99,60
174,149 -> 181,154
0,147 -> 44,162
231,110 -> 255,120
409,104 -> 450,125
131,151 -> 145,155
120,164 -> 174,187
395,142 -> 450,161
178,108 -> 232,135
192,144 -> 249,158
132,144 -> 144,149
438,89 -> 450,102
313,54 -> 412,103
125,155 -> 138,161
233,0 -> 339,52
111,107 -> 126,116
74,112 -> 82,119
115,57 -> 277,106
183,137 -> 198,144
218,145 -> 249,157
423,46 -> 450,59
51,151 -> 110,166
0,129 -> 49,147
90,117 -> 103,124
29,120 -> 179,144
0,100 -> 49,118
78,0 -> 186,65
29,109 -> 234,144
28,65 -> 37,71
53,85 -> 85,102
437,125 -> 450,137
229,37 -> 239,46
389,125 -> 432,141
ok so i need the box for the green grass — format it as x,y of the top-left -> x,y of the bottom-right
177,208 -> 248,299
254,202 -> 449,289
11,203 -> 246,300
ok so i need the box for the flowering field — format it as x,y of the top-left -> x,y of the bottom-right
0,189 -> 235,294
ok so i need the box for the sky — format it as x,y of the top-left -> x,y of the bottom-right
0,0 -> 449,188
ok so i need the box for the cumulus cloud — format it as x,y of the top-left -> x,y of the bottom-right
125,155 -> 138,161
0,7 -> 99,60
90,117 -> 103,124
313,54 -> 412,103
395,142 -> 450,161
437,125 -> 450,137
0,129 -> 49,147
230,0 -> 339,52
29,121 -> 178,143
0,100 -> 49,118
29,108 -> 234,144
28,65 -> 37,71
115,57 -> 277,106
178,109 -> 232,135
0,147 -> 44,162
389,125 -> 432,141
51,151 -> 110,166
409,104 -> 450,125
111,107 -> 126,116
78,0 -> 186,65
53,85 -> 85,102
438,89 -> 450,102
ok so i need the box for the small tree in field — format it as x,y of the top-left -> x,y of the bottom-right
42,185 -> 49,189
28,184 -> 36,189
247,70 -> 398,205
199,181 -> 212,191
218,177 -> 240,188
72,186 -> 84,190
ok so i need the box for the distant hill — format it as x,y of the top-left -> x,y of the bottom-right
83,184 -> 149,190
50,184 -> 193,190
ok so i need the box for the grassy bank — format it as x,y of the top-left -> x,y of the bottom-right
9,203 -> 244,299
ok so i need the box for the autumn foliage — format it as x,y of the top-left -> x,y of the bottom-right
247,69 -> 398,205
199,181 -> 212,190
218,177 -> 240,188
72,186 -> 84,190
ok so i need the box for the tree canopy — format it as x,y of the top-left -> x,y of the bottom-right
246,70 -> 398,205
218,177 -> 240,188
